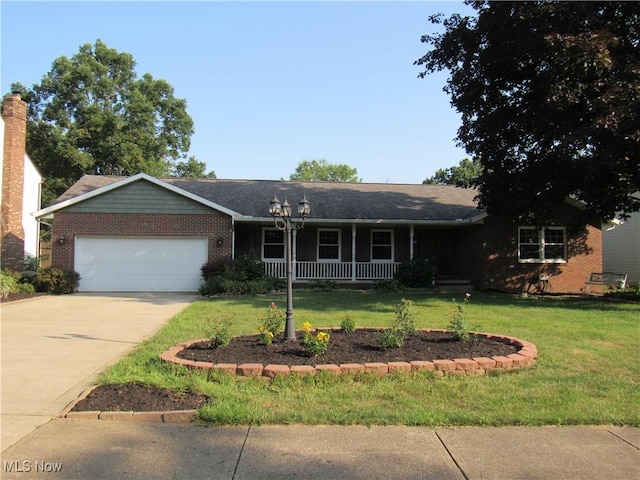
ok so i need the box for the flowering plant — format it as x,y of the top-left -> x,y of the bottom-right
302,321 -> 330,356
448,293 -> 471,341
258,302 -> 284,345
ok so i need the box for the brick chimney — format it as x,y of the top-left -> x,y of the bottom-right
1,92 -> 28,270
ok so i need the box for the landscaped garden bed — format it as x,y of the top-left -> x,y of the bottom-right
64,291 -> 639,426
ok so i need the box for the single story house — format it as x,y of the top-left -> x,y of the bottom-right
34,172 -> 602,293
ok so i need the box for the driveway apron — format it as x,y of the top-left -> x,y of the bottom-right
1,293 -> 195,451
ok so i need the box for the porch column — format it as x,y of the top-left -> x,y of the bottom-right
410,224 -> 415,260
351,224 -> 357,282
292,228 -> 298,280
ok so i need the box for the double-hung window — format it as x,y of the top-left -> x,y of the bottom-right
263,228 -> 284,260
318,229 -> 341,261
518,227 -> 567,263
371,229 -> 393,261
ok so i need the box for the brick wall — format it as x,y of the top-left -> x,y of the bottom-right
1,93 -> 27,270
477,211 -> 602,294
51,211 -> 233,271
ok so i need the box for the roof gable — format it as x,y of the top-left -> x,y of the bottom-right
34,173 -> 239,219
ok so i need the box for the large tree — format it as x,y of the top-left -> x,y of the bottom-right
424,157 -> 482,187
416,2 -> 640,223
13,40 -> 196,205
287,159 -> 361,182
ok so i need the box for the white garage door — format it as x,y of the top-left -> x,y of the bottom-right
75,237 -> 208,292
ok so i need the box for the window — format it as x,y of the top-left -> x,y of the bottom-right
263,228 -> 284,260
371,230 -> 393,261
518,227 -> 567,263
318,229 -> 341,261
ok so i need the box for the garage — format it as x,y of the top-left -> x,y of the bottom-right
75,237 -> 208,292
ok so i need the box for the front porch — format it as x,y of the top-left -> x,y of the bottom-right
263,261 -> 401,281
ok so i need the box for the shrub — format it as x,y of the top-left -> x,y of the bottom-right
200,259 -> 232,281
394,298 -> 417,337
199,256 -> 282,296
375,298 -> 417,350
394,258 -> 436,289
340,315 -> 356,333
35,268 -> 80,294
307,279 -> 338,290
0,269 -> 20,298
375,329 -> 405,350
204,317 -> 233,348
199,277 -> 225,296
374,279 -> 403,293
603,285 -> 640,303
448,293 -> 471,341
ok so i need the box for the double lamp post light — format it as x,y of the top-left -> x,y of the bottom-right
269,193 -> 310,341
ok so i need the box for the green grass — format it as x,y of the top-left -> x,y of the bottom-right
99,291 -> 640,427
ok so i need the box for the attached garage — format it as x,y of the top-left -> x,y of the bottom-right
75,236 -> 208,292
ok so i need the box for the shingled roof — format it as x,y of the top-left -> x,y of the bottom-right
46,174 -> 485,224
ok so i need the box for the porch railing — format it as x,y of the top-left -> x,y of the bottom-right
263,261 -> 401,281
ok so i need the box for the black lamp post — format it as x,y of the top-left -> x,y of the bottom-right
269,193 -> 310,341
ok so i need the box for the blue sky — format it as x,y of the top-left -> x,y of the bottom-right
1,1 -> 473,184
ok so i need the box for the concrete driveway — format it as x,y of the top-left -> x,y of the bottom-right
1,293 -> 196,451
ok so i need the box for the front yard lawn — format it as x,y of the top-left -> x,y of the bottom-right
100,291 -> 640,426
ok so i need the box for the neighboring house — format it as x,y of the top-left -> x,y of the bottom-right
1,92 -> 43,270
603,208 -> 640,287
34,172 -> 603,294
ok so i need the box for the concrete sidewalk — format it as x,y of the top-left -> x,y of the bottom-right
1,420 -> 638,479
1,293 -> 196,451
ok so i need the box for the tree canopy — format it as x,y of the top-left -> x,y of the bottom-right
173,156 -> 216,179
424,157 -> 482,187
416,2 -> 640,222
287,159 -> 361,182
12,40 -> 197,205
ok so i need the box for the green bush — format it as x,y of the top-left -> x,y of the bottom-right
199,256 -> 282,296
374,279 -> 403,292
448,294 -> 471,341
394,298 -> 416,337
0,269 -> 20,298
374,298 -> 417,350
394,258 -> 436,289
375,329 -> 405,350
603,285 -> 640,303
199,277 -> 225,296
307,279 -> 338,290
340,315 -> 356,333
204,317 -> 233,348
35,268 -> 80,294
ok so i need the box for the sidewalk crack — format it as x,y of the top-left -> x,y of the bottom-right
435,430 -> 469,480
232,425 -> 251,479
606,428 -> 640,451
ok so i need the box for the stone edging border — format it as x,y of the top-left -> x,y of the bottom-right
59,385 -> 197,424
159,329 -> 538,378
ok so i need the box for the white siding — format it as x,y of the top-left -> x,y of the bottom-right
603,213 -> 640,286
23,154 -> 42,258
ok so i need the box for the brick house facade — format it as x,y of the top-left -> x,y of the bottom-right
35,173 -> 603,293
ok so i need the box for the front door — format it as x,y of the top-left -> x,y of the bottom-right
416,230 -> 456,277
